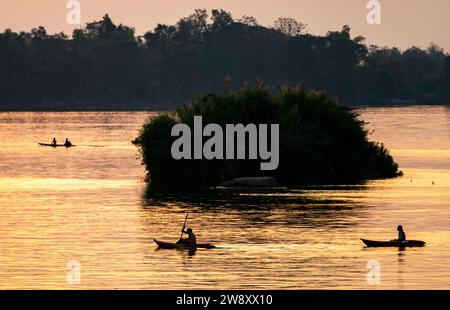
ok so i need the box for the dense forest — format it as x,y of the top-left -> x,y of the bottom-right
0,10 -> 449,111
135,84 -> 400,188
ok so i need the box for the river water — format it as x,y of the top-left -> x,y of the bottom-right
0,106 -> 449,289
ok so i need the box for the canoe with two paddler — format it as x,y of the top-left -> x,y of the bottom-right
361,239 -> 426,247
39,143 -> 74,148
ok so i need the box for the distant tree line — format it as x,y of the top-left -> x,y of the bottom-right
0,10 -> 449,111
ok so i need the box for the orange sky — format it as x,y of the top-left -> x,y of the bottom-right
1,0 -> 449,51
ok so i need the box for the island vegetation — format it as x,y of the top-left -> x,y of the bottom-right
0,10 -> 449,111
134,84 -> 400,188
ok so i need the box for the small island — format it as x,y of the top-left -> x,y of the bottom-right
134,84 -> 400,189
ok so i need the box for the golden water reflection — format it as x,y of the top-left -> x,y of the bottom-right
0,107 -> 449,289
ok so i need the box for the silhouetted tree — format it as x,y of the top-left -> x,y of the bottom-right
144,24 -> 177,49
210,9 -> 234,31
238,15 -> 259,27
31,26 -> 47,42
273,17 -> 307,36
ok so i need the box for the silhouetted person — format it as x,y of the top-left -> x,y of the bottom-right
179,228 -> 197,249
64,138 -> 72,147
396,225 -> 406,243
52,137 -> 57,146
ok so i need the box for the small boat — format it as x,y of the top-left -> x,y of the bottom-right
39,143 -> 74,148
154,239 -> 216,249
361,239 -> 425,247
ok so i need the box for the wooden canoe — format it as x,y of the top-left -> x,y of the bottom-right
39,143 -> 74,148
154,239 -> 215,249
361,239 -> 425,247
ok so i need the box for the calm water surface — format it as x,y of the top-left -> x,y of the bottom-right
0,107 -> 449,289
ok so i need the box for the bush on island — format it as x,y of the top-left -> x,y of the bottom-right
134,83 -> 400,189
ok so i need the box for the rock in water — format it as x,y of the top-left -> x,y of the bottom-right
219,177 -> 279,188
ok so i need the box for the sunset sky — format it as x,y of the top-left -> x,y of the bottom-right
1,0 -> 449,51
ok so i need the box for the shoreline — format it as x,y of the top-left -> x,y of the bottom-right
1,102 -> 449,113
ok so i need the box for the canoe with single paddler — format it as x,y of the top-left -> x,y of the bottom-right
361,239 -> 425,247
154,239 -> 216,249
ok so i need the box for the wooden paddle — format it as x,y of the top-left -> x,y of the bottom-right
179,213 -> 189,242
